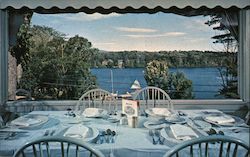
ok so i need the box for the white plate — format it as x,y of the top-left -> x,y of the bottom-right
144,121 -> 168,130
145,108 -> 173,118
10,115 -> 48,128
82,108 -> 108,118
64,126 -> 99,142
160,125 -> 205,143
203,114 -> 245,127
165,116 -> 187,124
107,116 -> 120,123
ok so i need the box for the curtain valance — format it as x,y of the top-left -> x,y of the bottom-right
1,0 -> 249,15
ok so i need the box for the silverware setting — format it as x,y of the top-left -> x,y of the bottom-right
155,130 -> 165,145
0,132 -> 18,140
149,130 -> 157,145
96,129 -> 116,144
4,132 -> 17,140
178,111 -> 187,116
149,130 -> 165,145
44,130 -> 56,136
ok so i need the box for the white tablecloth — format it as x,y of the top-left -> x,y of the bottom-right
0,110 -> 249,157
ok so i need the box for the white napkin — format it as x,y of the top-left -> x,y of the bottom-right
205,115 -> 235,124
170,124 -> 198,141
152,108 -> 171,117
11,117 -> 41,127
82,108 -> 105,117
64,124 -> 89,138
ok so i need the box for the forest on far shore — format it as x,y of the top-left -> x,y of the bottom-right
91,50 -> 236,68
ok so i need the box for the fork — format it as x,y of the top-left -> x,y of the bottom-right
155,130 -> 165,145
4,132 -> 17,140
111,131 -> 116,143
149,130 -> 157,145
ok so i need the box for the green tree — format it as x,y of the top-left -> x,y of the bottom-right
205,13 -> 239,98
168,71 -> 193,99
144,60 -> 193,99
10,13 -> 33,66
144,60 -> 169,90
217,56 -> 238,98
18,26 -> 97,100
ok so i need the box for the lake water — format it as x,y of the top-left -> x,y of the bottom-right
91,67 -> 224,99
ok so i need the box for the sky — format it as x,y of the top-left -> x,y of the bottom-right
31,12 -> 223,52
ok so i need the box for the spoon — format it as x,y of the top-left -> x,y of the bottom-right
154,130 -> 164,144
106,129 -> 112,143
111,131 -> 116,143
149,130 -> 157,145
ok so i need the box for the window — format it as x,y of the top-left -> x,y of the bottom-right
8,12 -> 240,101
1,4 -> 249,111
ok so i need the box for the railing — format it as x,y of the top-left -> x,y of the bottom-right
5,99 -> 247,116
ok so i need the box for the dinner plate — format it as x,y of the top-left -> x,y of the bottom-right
160,125 -> 206,143
203,114 -> 245,127
165,116 -> 187,124
64,126 -> 99,142
10,115 -> 48,129
107,116 -> 120,123
82,108 -> 108,118
145,108 -> 174,118
144,121 -> 169,130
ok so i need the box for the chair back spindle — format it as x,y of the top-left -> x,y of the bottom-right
75,88 -> 116,114
164,135 -> 249,157
133,86 -> 173,111
13,136 -> 105,157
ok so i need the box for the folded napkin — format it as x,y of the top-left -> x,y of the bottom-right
170,124 -> 198,141
64,124 -> 89,138
11,117 -> 41,127
205,115 -> 235,124
152,108 -> 171,117
82,108 -> 105,117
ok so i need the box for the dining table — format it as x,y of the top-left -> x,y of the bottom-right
0,109 -> 249,157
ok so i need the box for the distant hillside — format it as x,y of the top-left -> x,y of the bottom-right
90,50 -> 236,68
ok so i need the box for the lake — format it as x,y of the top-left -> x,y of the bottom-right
91,67 -> 224,99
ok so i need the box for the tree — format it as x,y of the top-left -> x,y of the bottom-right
18,26 -> 97,100
10,13 -> 33,66
8,13 -> 33,100
205,13 -> 239,98
144,60 -> 193,99
168,71 -> 193,99
217,55 -> 238,98
144,60 -> 169,90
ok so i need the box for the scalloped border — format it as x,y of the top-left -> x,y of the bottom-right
2,5 -> 249,14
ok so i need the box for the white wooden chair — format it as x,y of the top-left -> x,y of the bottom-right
75,88 -> 116,114
132,86 -> 173,110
